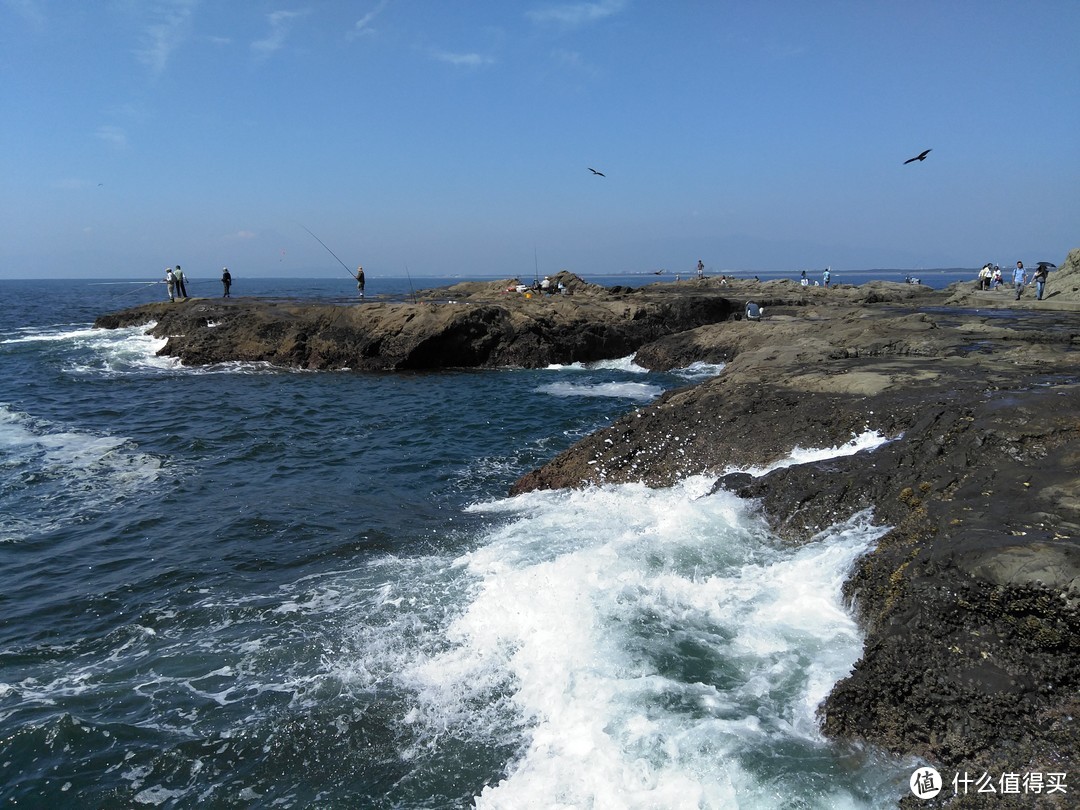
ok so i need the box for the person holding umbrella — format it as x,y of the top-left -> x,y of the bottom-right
1032,262 -> 1054,301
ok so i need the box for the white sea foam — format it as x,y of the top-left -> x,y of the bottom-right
737,429 -> 891,477
674,360 -> 728,379
545,355 -> 648,373
2,429 -> 905,806
345,475 -> 906,808
11,321 -> 306,377
4,321 -> 180,375
536,380 -> 664,401
2,325 -> 106,344
0,405 -> 164,542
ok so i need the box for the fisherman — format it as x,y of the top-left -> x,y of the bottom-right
221,267 -> 232,298
356,266 -> 365,299
174,265 -> 188,299
164,267 -> 177,302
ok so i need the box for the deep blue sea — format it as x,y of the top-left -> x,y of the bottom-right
0,274 -> 947,808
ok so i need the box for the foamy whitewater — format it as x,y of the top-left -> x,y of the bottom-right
0,278 -> 913,808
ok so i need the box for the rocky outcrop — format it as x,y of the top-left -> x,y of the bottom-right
942,247 -> 1080,309
95,259 -> 1080,803
509,267 -> 1080,799
94,273 -> 739,370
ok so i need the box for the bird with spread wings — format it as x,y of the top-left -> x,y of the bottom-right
904,149 -> 932,164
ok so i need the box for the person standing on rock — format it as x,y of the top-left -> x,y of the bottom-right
697,260 -> 705,279
356,266 -> 365,299
164,267 -> 177,302
221,267 -> 232,298
1032,264 -> 1049,300
823,267 -> 831,288
174,265 -> 188,299
1012,261 -> 1027,300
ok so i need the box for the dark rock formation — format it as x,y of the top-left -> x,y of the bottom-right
509,270 -> 1080,800
94,273 -> 739,370
95,259 -> 1080,804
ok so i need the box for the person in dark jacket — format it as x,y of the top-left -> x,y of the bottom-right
174,265 -> 188,299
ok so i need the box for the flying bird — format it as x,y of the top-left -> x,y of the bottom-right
588,167 -> 605,177
903,149 -> 932,165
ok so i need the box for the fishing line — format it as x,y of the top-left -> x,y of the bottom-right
298,223 -> 358,280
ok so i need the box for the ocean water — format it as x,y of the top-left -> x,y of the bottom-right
0,277 -> 915,808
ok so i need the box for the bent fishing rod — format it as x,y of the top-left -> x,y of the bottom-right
298,223 -> 360,279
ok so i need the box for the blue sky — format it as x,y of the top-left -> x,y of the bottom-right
2,1 -> 1077,279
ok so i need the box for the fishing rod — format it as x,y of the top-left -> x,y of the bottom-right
298,223 -> 358,280
98,282 -> 164,302
404,264 -> 416,303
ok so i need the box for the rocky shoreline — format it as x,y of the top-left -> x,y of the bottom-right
95,252 -> 1080,806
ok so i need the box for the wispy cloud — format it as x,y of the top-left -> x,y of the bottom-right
350,0 -> 391,38
95,125 -> 128,149
430,49 -> 494,68
225,230 -> 257,240
4,0 -> 46,28
527,0 -> 626,27
251,9 -> 309,58
549,48 -> 600,79
135,0 -> 199,75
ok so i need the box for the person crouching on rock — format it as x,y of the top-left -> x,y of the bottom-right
745,301 -> 762,321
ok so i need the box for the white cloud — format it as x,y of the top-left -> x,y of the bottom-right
351,0 -> 390,38
527,0 -> 626,27
251,9 -> 309,58
430,49 -> 494,68
135,0 -> 199,75
96,125 -> 128,148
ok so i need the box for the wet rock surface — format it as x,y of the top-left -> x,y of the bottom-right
509,252 -> 1080,802
96,253 -> 1080,802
